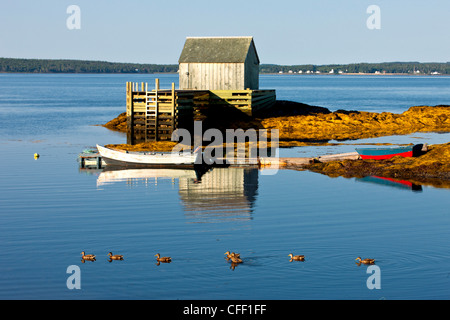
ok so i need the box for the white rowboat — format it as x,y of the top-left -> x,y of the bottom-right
96,145 -> 200,167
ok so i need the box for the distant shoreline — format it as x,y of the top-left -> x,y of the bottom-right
1,58 -> 448,75
262,72 -> 447,76
0,71 -> 178,74
0,72 -> 447,76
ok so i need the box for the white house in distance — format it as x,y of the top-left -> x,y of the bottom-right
178,36 -> 260,90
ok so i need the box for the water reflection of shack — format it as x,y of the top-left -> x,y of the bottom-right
178,167 -> 259,222
96,167 -> 260,222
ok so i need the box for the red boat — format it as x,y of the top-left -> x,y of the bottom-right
355,145 -> 413,160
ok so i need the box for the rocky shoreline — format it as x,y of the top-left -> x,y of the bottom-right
301,142 -> 450,189
103,101 -> 450,144
102,102 -> 450,187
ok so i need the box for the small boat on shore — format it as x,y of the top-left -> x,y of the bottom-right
96,145 -> 200,167
355,145 -> 413,160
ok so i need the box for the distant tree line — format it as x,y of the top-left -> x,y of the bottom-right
260,62 -> 450,75
0,58 -> 178,73
1,58 -> 449,75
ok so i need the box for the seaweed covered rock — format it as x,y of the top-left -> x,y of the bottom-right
305,142 -> 450,188
103,103 -> 450,146
103,112 -> 127,132
254,100 -> 331,118
261,105 -> 450,141
104,141 -> 180,152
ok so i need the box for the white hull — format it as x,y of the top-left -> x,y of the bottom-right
96,145 -> 198,166
97,168 -> 197,187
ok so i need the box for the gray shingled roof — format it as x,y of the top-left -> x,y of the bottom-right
178,37 -> 259,64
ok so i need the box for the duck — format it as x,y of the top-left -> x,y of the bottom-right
155,253 -> 171,263
224,251 -> 240,259
81,251 -> 96,260
288,253 -> 305,261
107,252 -> 124,260
229,255 -> 243,264
355,257 -> 375,264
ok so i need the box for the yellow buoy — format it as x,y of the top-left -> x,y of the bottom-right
34,153 -> 40,159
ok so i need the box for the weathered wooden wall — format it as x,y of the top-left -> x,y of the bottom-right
178,37 -> 260,91
179,63 -> 247,90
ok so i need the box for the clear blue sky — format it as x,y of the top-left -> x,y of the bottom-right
1,0 -> 449,65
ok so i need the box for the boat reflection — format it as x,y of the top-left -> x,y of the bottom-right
96,166 -> 259,222
356,175 -> 423,192
97,167 -> 197,187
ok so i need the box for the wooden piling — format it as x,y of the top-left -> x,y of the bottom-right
126,82 -> 134,144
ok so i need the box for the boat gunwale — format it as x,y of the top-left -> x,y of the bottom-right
96,144 -> 198,166
355,145 -> 413,153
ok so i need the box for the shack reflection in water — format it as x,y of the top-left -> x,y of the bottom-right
96,167 -> 259,222
179,167 -> 259,223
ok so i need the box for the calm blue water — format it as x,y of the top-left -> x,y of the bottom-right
263,74 -> 450,113
0,74 -> 449,300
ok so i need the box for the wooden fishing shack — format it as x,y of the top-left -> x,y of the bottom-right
126,36 -> 276,144
178,36 -> 260,90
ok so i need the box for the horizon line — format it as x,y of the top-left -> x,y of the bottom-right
1,57 -> 449,66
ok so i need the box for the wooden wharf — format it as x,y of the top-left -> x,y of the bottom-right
126,79 -> 275,144
78,152 -> 106,169
258,152 -> 360,169
78,149 -> 360,170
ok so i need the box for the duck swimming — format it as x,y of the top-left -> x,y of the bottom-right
224,251 -> 240,259
107,252 -> 124,260
155,253 -> 171,263
355,257 -> 375,265
288,253 -> 305,261
81,251 -> 96,261
229,255 -> 243,264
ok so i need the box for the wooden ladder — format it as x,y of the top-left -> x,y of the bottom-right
145,91 -> 158,141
